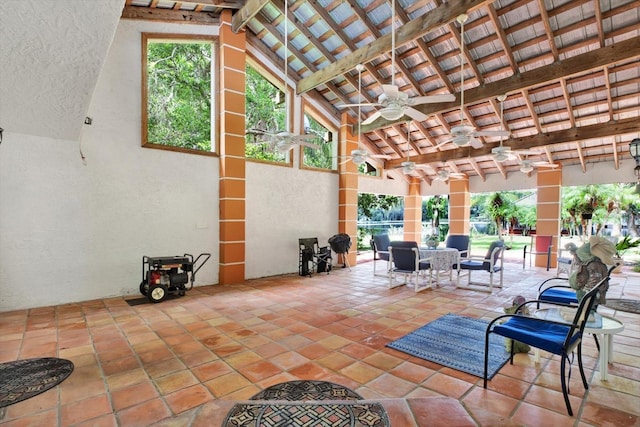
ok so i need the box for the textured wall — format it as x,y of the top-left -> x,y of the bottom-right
0,20 -> 221,311
0,17 -> 343,311
245,162 -> 339,279
0,0 -> 124,141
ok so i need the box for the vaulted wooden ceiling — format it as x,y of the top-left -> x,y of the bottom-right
123,0 -> 640,185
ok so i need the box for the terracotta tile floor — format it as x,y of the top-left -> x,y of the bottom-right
1,256 -> 639,426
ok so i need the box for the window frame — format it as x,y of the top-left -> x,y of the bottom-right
244,56 -> 293,167
300,100 -> 338,172
141,32 -> 218,157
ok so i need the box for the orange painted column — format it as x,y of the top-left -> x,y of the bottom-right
403,177 -> 422,243
218,10 -> 246,284
338,112 -> 358,267
536,166 -> 562,268
448,177 -> 471,235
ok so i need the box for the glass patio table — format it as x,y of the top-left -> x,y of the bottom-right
533,307 -> 624,380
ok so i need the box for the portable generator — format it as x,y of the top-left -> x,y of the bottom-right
139,253 -> 211,303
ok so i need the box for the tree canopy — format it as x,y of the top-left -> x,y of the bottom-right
147,42 -> 211,151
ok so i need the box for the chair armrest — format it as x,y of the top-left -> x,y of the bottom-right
466,254 -> 489,262
537,277 -> 569,293
517,298 -> 575,313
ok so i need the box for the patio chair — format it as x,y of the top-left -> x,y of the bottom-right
484,276 -> 609,416
388,241 -> 433,292
371,233 -> 391,277
298,238 -> 332,277
556,246 -> 574,277
457,240 -> 504,292
537,277 -> 578,305
538,264 -> 616,307
523,235 -> 553,270
445,234 -> 470,279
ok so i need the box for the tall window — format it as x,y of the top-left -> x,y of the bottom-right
301,107 -> 336,170
245,62 -> 288,163
142,34 -> 215,153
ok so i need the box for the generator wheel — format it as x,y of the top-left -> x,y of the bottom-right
148,284 -> 168,303
139,281 -> 148,296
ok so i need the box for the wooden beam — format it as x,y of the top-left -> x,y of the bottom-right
121,5 -> 219,24
296,0 -> 494,94
231,0 -> 270,32
384,116 -> 640,168
362,36 -> 640,132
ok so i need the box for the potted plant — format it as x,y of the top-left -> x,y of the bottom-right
613,235 -> 640,273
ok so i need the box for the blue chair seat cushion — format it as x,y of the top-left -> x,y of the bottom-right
540,288 -> 579,304
558,257 -> 572,264
460,260 -> 501,272
493,317 -> 579,355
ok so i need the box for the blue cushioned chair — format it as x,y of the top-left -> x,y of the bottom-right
537,277 -> 579,305
484,276 -> 609,416
388,241 -> 432,292
445,234 -> 470,266
457,239 -> 504,292
372,234 -> 391,277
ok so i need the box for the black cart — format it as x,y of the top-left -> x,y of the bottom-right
140,253 -> 211,303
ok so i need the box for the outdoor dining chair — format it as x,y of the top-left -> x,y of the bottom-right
484,276 -> 609,416
388,241 -> 433,292
298,238 -> 332,277
445,234 -> 470,279
523,234 -> 553,270
457,239 -> 504,292
371,233 -> 391,277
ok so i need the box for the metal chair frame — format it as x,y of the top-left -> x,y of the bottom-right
388,241 -> 433,292
484,277 -> 609,416
457,240 -> 505,293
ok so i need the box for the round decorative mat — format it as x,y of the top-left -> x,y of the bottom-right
0,357 -> 74,408
250,380 -> 363,401
603,298 -> 640,314
224,380 -> 390,427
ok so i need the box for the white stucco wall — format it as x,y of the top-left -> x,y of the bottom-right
245,161 -> 339,278
0,18 -> 345,311
0,20 -> 221,311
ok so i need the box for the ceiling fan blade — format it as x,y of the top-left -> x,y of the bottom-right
410,94 -> 456,105
473,130 -> 510,137
370,154 -> 392,159
337,102 -> 379,109
299,141 -> 320,149
382,84 -> 399,97
532,162 -> 559,168
436,137 -> 453,147
292,135 -> 319,143
404,107 -> 428,122
469,137 -> 483,149
517,149 -> 543,156
275,141 -> 295,152
361,111 -> 382,125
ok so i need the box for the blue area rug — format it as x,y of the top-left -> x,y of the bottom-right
387,313 -> 509,379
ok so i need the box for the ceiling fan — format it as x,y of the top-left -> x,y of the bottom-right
338,0 -> 455,126
434,166 -> 466,182
246,129 -> 320,153
490,94 -> 519,161
438,14 -> 510,149
249,0 -> 320,152
396,122 -> 429,175
519,157 -> 559,174
339,65 -> 391,166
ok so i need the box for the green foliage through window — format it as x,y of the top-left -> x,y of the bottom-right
146,40 -> 212,151
245,65 -> 286,162
302,113 -> 334,170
